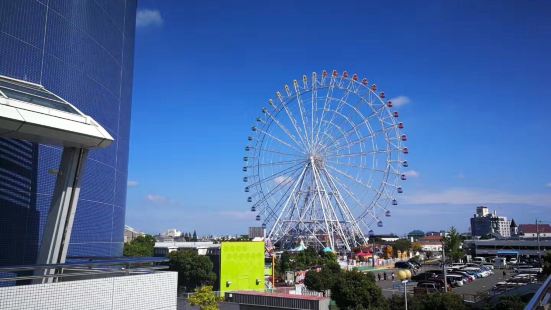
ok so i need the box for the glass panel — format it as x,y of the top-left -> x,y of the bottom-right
0,80 -> 62,102
0,87 -> 79,114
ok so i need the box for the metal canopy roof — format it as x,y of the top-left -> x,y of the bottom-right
0,75 -> 113,148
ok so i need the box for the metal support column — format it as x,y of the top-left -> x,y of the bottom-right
35,147 -> 89,282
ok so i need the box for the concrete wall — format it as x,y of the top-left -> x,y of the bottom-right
0,272 -> 177,310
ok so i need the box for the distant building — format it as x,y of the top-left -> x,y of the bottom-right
470,206 -> 511,238
518,224 -> 551,239
425,231 -> 445,237
510,219 -> 518,237
248,227 -> 265,239
154,241 -> 219,256
418,235 -> 443,252
374,234 -> 400,242
163,229 -> 182,238
124,225 -> 145,243
464,239 -> 551,257
407,230 -> 425,241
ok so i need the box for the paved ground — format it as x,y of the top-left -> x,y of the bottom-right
370,266 -> 514,299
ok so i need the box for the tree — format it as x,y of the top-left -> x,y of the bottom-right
412,242 -> 423,252
331,270 -> 387,310
495,296 -> 527,310
393,239 -> 412,257
543,251 -> 551,276
168,250 -> 217,291
443,227 -> 464,263
123,235 -> 155,257
192,230 -> 198,242
419,292 -> 466,310
388,293 -> 466,310
304,269 -> 332,293
304,259 -> 341,294
188,286 -> 223,310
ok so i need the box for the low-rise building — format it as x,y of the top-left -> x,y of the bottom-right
518,224 -> 551,239
249,227 -> 265,239
209,242 -> 265,294
418,235 -> 443,252
154,241 -> 220,256
373,234 -> 400,242
464,239 -> 551,257
124,225 -> 145,243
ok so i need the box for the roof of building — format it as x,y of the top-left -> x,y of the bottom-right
419,235 -> 443,242
154,241 -> 220,249
519,224 -> 551,234
510,219 -> 517,227
232,291 -> 327,301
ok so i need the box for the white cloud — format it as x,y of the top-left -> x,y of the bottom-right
404,188 -> 551,206
403,170 -> 420,178
274,175 -> 293,185
146,194 -> 169,204
136,9 -> 163,28
127,180 -> 139,187
390,96 -> 410,107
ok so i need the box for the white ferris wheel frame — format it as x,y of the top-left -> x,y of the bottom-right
243,70 -> 408,251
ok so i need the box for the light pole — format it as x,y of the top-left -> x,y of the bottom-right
397,269 -> 412,310
369,229 -> 375,268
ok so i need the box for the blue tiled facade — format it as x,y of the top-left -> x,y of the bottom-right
0,0 -> 136,265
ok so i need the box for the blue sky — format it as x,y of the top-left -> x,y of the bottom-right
126,0 -> 551,236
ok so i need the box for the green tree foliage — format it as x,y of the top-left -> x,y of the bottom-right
388,293 -> 466,310
393,239 -> 412,256
277,251 -> 292,275
123,235 -> 155,257
443,227 -> 464,263
168,250 -> 216,292
192,230 -> 198,241
188,286 -> 223,310
494,296 -> 527,310
543,251 -> 551,276
277,248 -> 338,273
331,270 -> 387,310
304,259 -> 341,293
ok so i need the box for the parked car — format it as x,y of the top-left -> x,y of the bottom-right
417,279 -> 450,292
442,274 -> 465,287
463,267 -> 489,278
448,272 -> 474,283
494,257 -> 507,269
395,261 -> 415,269
408,260 -> 422,268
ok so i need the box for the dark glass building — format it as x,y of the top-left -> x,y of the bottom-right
0,0 -> 136,265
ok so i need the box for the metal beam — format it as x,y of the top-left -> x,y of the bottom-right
35,147 -> 88,282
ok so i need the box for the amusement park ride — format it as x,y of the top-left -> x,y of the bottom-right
243,70 -> 408,252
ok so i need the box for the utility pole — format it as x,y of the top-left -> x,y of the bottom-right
442,241 -> 448,293
536,219 -> 542,264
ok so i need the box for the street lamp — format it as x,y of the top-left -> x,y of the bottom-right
397,269 -> 412,310
369,230 -> 375,268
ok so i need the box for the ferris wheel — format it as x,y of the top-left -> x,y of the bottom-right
243,70 -> 408,251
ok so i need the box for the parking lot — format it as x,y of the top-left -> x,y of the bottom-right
372,266 -> 514,299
